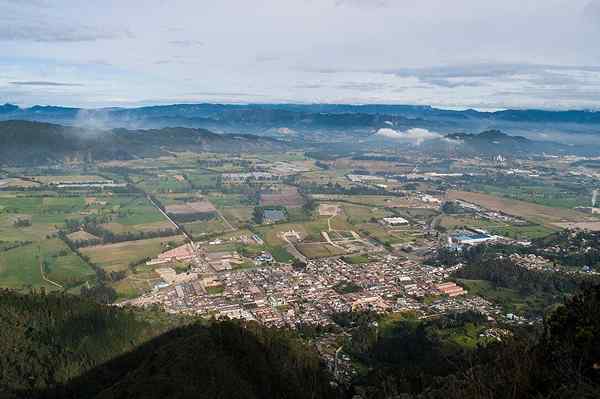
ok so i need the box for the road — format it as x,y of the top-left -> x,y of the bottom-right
39,259 -> 63,289
146,194 -> 193,242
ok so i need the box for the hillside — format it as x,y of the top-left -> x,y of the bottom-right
0,285 -> 598,398
0,120 -> 290,165
0,290 -> 337,399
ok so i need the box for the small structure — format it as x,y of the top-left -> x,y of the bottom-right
255,252 -> 273,264
436,282 -> 465,297
382,216 -> 409,226
450,229 -> 496,246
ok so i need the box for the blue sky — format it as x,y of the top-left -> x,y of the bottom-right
1,0 -> 600,109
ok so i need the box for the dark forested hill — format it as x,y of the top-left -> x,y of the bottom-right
1,286 -> 599,399
0,120 -> 290,166
0,290 -> 337,399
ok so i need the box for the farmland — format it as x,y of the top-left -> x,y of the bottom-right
447,190 -> 595,226
81,236 -> 185,273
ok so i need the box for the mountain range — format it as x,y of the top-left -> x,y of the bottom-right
3,103 -> 600,139
0,119 -> 597,166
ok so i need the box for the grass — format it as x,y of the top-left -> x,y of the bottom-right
447,191 -> 592,226
101,220 -> 175,234
0,239 -> 93,290
296,242 -> 347,258
183,218 -> 228,238
81,236 -> 185,273
457,278 -> 559,315
469,183 -> 593,209
342,204 -> 389,224
440,214 -> 556,240
220,207 -> 253,227
357,223 -> 415,245
342,254 -> 370,264
0,244 -> 55,290
206,286 -> 224,295
208,193 -> 255,208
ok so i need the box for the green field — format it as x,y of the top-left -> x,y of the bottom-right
468,183 -> 592,209
458,279 -> 560,315
0,239 -> 94,290
342,254 -> 371,264
81,236 -> 185,273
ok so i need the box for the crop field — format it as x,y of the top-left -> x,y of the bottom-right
208,193 -> 256,208
296,242 -> 347,258
447,191 -> 594,226
357,223 -> 418,245
342,204 -> 390,224
184,172 -> 220,189
440,215 -> 556,239
133,173 -> 192,194
100,220 -> 174,234
311,194 -> 417,208
0,178 -> 40,188
466,183 -> 593,209
81,236 -> 185,273
67,230 -> 100,241
260,187 -> 304,208
183,218 -> 228,238
0,239 -> 93,290
220,207 -> 253,227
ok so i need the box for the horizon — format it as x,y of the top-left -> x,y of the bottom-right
4,100 -> 600,114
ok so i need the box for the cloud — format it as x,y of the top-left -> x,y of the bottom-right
10,81 -> 83,87
255,54 -> 281,63
374,128 -> 442,144
0,21 -> 132,42
334,0 -> 390,7
169,40 -> 204,47
0,1 -> 132,42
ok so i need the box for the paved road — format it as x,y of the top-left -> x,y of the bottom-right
146,195 -> 193,242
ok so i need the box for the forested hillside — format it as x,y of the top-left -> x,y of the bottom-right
0,120 -> 289,165
1,286 -> 599,399
0,290 -> 337,399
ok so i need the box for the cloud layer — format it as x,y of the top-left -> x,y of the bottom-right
0,0 -> 599,108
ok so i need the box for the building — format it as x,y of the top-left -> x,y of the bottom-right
450,229 -> 496,246
436,282 -> 465,297
382,216 -> 409,226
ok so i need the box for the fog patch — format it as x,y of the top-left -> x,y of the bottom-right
375,127 -> 442,145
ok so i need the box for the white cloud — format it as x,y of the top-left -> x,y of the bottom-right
375,128 -> 442,144
0,0 -> 599,108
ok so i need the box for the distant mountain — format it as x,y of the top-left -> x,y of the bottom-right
3,102 -> 600,125
0,120 -> 290,166
4,103 -> 600,138
434,129 -> 580,156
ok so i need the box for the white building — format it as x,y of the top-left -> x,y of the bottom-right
382,217 -> 409,226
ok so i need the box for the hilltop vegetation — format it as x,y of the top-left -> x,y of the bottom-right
0,285 -> 599,398
0,290 -> 337,399
0,120 -> 289,166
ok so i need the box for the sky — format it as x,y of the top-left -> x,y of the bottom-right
1,0 -> 600,109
